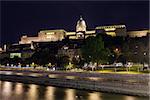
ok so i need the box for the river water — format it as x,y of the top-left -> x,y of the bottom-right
0,81 -> 148,100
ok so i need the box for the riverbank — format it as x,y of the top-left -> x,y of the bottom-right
0,70 -> 150,97
0,66 -> 149,74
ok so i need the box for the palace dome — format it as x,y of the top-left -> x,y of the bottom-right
76,16 -> 86,32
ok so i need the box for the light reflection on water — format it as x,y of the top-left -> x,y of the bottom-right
0,81 -> 148,100
124,96 -> 135,100
88,92 -> 102,100
45,86 -> 55,100
2,81 -> 12,100
0,71 -> 13,75
15,83 -> 23,95
27,84 -> 38,100
65,89 -> 76,100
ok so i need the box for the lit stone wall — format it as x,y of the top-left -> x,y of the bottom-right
19,35 -> 40,44
66,31 -> 95,39
95,25 -> 127,36
65,32 -> 76,39
19,30 -> 66,44
85,30 -> 96,37
66,32 -> 76,36
85,30 -> 95,35
127,30 -> 149,37
38,30 -> 65,41
19,25 -> 149,44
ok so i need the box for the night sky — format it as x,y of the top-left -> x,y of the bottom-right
1,1 -> 149,46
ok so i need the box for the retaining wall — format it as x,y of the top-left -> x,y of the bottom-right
1,74 -> 149,97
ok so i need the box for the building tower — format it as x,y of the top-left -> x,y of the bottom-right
76,16 -> 86,39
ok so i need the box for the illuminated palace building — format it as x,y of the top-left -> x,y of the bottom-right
19,16 -> 149,45
0,16 -> 149,61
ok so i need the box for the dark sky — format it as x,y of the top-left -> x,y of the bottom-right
1,1 -> 149,46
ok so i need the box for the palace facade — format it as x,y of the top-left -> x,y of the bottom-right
19,16 -> 149,45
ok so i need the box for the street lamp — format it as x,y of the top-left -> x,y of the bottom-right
144,52 -> 146,56
143,52 -> 146,67
115,48 -> 119,52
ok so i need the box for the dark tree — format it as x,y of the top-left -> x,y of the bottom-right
56,55 -> 70,69
81,35 -> 111,66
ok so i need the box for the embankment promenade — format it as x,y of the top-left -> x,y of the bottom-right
0,69 -> 150,97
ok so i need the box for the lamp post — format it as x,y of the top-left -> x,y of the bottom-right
143,52 -> 146,67
114,48 -> 120,62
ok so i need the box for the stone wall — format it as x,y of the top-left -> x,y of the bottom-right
1,71 -> 149,97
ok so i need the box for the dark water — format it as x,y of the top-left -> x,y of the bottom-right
0,81 -> 149,100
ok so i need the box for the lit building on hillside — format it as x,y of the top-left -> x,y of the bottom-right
65,16 -> 95,39
127,30 -> 150,37
95,25 -> 127,37
76,16 -> 87,39
19,16 -> 149,45
19,29 -> 66,44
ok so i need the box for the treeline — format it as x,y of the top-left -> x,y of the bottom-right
0,33 -> 149,69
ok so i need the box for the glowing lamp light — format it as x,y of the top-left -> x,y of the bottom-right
115,48 -> 119,51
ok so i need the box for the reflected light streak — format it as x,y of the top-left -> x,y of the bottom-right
0,71 -> 13,75
88,92 -> 101,100
45,86 -> 55,100
27,84 -> 38,100
65,76 -> 75,79
29,73 -> 41,77
15,83 -> 23,95
65,89 -> 76,100
124,96 -> 136,100
15,73 -> 24,75
2,81 -> 12,97
88,77 -> 99,81
48,74 -> 58,78
0,81 -> 2,90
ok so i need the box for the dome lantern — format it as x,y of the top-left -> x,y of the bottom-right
76,16 -> 86,32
